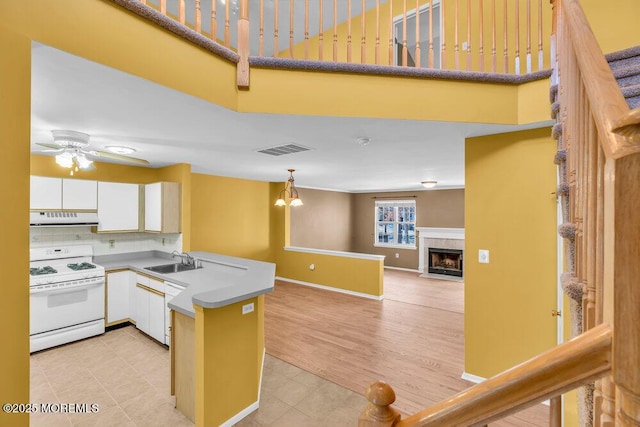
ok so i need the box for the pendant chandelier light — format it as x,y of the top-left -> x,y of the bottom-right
275,169 -> 303,207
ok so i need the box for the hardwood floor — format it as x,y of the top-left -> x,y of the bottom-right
265,269 -> 548,426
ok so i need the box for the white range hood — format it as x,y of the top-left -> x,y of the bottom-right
30,211 -> 99,227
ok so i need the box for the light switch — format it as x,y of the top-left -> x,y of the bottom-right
478,249 -> 490,264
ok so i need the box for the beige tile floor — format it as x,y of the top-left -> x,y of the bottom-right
30,325 -> 366,426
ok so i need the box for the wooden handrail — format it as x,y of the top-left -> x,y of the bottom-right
359,323 -> 612,426
560,0 -> 638,159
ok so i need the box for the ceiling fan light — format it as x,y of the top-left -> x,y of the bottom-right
75,154 -> 93,169
55,152 -> 74,168
105,145 -> 136,155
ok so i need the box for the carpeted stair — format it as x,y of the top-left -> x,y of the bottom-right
607,45 -> 640,109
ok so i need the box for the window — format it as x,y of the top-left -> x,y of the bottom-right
375,200 -> 416,248
393,1 -> 442,68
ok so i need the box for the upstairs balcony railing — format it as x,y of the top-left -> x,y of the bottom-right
136,0 -> 551,85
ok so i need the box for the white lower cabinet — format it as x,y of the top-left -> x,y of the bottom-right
106,270 -> 135,325
164,282 -> 186,346
135,274 -> 166,344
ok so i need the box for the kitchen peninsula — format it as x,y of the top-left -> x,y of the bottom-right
95,250 -> 276,427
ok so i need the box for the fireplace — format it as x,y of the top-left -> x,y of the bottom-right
428,248 -> 463,278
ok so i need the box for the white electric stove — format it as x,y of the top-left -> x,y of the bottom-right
29,245 -> 105,353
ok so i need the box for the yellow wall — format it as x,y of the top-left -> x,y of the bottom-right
579,0 -> 640,54
0,23 -> 31,427
195,298 -> 261,426
465,127 -> 557,377
190,173 -> 272,261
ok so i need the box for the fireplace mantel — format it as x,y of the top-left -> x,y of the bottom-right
417,227 -> 465,274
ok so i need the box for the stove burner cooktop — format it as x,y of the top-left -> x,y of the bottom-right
30,266 -> 58,276
67,262 -> 97,271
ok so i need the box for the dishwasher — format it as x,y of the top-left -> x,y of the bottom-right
164,282 -> 185,346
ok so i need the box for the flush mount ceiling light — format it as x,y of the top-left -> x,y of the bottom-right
105,145 -> 136,155
421,180 -> 438,188
356,137 -> 371,146
275,169 -> 303,207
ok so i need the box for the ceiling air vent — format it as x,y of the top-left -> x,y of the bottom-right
257,144 -> 311,156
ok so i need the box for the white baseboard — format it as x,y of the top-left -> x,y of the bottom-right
258,347 -> 265,401
461,372 -> 487,384
220,401 -> 259,427
276,277 -> 383,301
384,266 -> 420,272
461,372 -> 550,406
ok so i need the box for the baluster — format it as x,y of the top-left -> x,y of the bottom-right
585,110 -> 597,331
402,0 -> 407,66
160,0 -> 166,15
334,0 -> 338,61
319,0 -> 324,61
375,0 -> 380,64
440,0 -> 446,69
415,0 -> 420,68
224,0 -> 230,47
515,0 -> 520,74
304,0 -> 309,59
428,0 -> 433,68
179,0 -> 185,25
478,0 -> 484,72
195,0 -> 202,33
259,0 -> 264,56
454,0 -> 459,69
237,0 -> 250,88
361,0 -> 366,63
537,0 -> 543,70
210,0 -> 216,40
600,376 -> 616,425
347,0 -> 352,62
526,0 -> 532,73
491,0 -> 496,72
274,0 -> 279,57
549,396 -> 562,427
466,0 -> 471,70
289,0 -> 294,58
388,0 -> 394,65
503,0 -> 508,73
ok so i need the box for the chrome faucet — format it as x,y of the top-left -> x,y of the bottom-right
172,251 -> 195,266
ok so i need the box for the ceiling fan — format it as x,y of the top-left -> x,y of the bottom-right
37,130 -> 149,175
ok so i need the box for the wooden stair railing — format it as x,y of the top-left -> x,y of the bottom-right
358,323 -> 612,426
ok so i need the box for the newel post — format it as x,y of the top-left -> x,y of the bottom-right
236,0 -> 250,88
358,381 -> 401,427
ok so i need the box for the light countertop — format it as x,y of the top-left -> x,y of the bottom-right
94,250 -> 275,318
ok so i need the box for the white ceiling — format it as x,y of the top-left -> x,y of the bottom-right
30,42 -> 550,192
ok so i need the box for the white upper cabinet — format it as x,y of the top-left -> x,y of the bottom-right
97,182 -> 140,232
30,176 -> 62,210
144,182 -> 181,233
62,179 -> 97,210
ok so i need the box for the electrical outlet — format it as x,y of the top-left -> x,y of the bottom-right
242,303 -> 254,315
462,41 -> 469,51
395,253 -> 400,258
109,240 -> 115,249
309,263 -> 315,271
478,249 -> 490,264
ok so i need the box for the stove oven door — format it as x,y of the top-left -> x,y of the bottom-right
30,280 -> 105,336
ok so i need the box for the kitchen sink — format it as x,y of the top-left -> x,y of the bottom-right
145,263 -> 202,274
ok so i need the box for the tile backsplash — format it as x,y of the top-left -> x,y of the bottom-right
30,226 -> 182,255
